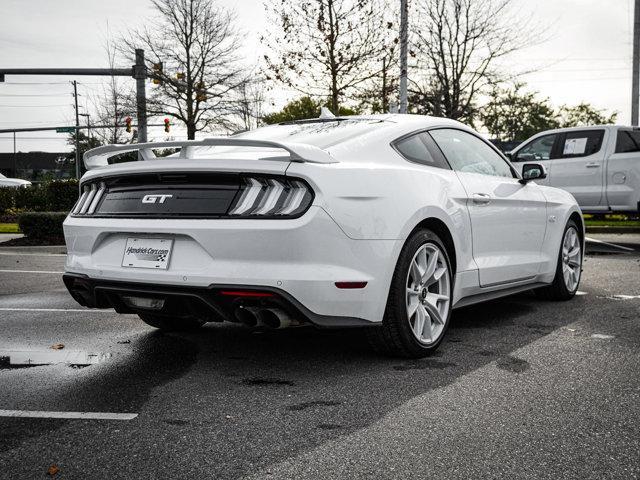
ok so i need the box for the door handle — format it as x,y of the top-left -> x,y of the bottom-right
585,163 -> 600,168
472,193 -> 492,205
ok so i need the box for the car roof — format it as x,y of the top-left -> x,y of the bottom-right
188,114 -> 470,161
232,114 -> 468,148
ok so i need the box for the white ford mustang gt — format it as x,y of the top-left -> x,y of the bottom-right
63,114 -> 584,357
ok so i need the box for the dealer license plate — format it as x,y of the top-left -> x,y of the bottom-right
122,237 -> 174,269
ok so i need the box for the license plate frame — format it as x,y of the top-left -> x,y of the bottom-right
121,237 -> 174,270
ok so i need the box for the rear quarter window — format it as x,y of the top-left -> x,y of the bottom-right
615,130 -> 640,153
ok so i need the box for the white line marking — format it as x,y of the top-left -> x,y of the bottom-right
0,308 -> 113,313
0,410 -> 137,420
585,237 -> 635,251
0,252 -> 66,257
575,291 -> 588,296
591,333 -> 615,340
0,269 -> 63,274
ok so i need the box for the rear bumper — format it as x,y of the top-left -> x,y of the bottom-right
63,206 -> 401,323
62,273 -> 373,328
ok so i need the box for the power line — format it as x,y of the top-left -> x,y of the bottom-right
0,93 -> 71,97
0,104 -> 71,107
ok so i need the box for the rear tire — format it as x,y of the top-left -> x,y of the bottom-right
367,228 -> 453,358
138,313 -> 206,332
535,219 -> 582,301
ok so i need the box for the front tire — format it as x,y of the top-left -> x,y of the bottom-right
138,313 -> 206,332
367,228 -> 453,358
535,219 -> 582,301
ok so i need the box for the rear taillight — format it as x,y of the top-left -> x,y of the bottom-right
71,181 -> 106,216
229,176 -> 313,217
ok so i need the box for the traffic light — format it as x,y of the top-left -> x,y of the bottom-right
196,81 -> 207,102
164,118 -> 170,133
152,62 -> 163,85
125,116 -> 132,133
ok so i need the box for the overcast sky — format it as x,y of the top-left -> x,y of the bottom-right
0,0 -> 634,153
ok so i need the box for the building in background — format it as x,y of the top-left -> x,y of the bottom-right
0,152 -> 73,182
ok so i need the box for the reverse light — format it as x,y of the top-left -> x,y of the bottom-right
229,176 -> 313,217
122,296 -> 166,310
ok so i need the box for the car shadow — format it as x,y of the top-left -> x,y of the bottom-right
0,291 -> 587,477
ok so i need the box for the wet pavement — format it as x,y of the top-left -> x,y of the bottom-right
0,235 -> 638,479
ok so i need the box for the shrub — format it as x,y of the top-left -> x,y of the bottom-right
46,179 -> 79,211
17,212 -> 68,239
4,180 -> 80,214
0,187 -> 16,214
15,185 -> 48,211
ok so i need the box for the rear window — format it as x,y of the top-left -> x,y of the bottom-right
559,130 -> 604,158
615,130 -> 640,153
190,119 -> 391,158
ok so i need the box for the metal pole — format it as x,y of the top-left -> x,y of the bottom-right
12,132 -> 16,177
399,0 -> 409,114
134,49 -> 147,143
633,0 -> 640,125
72,80 -> 81,180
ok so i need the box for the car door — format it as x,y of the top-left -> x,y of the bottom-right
606,128 -> 640,210
547,129 -> 607,209
429,128 -> 548,287
512,133 -> 558,186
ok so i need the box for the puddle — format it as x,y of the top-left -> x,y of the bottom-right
0,350 -> 112,369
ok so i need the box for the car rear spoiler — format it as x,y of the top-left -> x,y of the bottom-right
83,137 -> 337,170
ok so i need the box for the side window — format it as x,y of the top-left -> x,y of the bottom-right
514,134 -> 557,162
429,129 -> 515,178
559,130 -> 604,158
393,132 -> 450,169
615,130 -> 640,153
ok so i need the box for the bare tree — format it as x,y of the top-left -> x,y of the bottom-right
227,78 -> 267,132
91,39 -> 133,144
121,0 -> 245,139
411,0 -> 530,123
263,0 -> 388,114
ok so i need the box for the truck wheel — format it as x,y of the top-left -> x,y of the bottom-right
138,314 -> 206,332
535,219 -> 582,301
367,228 -> 453,358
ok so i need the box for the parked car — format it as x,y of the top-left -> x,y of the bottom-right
63,114 -> 584,357
509,125 -> 640,214
0,173 -> 31,188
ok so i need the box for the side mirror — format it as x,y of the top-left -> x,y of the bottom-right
505,151 -> 513,160
520,163 -> 547,184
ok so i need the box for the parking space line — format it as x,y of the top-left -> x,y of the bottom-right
0,308 -> 113,313
0,269 -> 63,274
0,410 -> 137,420
585,237 -> 635,252
0,252 -> 66,257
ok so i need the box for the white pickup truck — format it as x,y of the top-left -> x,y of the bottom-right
510,125 -> 639,214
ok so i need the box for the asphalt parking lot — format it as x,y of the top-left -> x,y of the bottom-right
0,235 -> 639,479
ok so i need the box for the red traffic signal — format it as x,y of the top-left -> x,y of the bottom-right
164,118 -> 170,133
125,116 -> 132,133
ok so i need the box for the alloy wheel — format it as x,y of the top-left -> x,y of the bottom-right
562,226 -> 582,292
405,243 -> 451,345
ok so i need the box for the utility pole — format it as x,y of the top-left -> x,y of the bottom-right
633,0 -> 640,125
134,49 -> 148,143
72,80 -> 80,180
399,0 -> 409,114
